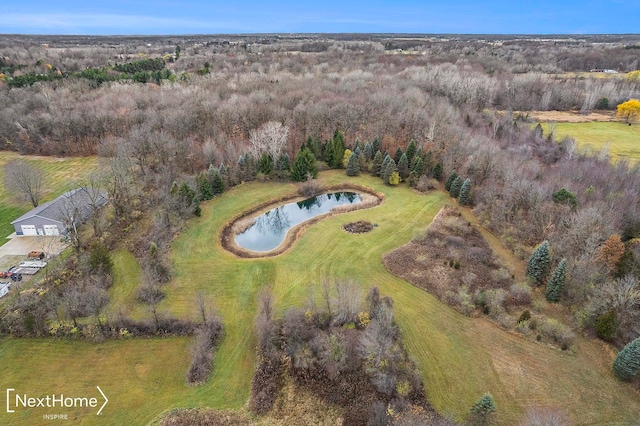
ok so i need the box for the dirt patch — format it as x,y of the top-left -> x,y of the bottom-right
220,183 -> 384,259
527,110 -> 616,123
383,205 -> 513,307
342,220 -> 374,234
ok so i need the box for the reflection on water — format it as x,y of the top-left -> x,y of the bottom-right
235,192 -> 362,252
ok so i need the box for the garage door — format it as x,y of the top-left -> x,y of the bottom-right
43,225 -> 59,236
20,225 -> 37,236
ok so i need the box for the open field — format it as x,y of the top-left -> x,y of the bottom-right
539,121 -> 640,163
1,171 -> 639,425
0,152 -> 98,239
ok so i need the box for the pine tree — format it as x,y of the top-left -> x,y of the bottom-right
449,176 -> 463,198
275,152 -> 291,178
526,241 -> 552,285
291,147 -> 318,182
196,171 -> 214,200
406,139 -> 417,165
445,169 -> 458,191
346,152 -> 360,176
257,152 -> 274,176
363,141 -> 373,161
408,156 -> 425,187
332,129 -> 346,169
545,258 -> 567,302
397,153 -> 410,181
469,393 -> 497,426
372,137 -> 381,155
458,178 -> 472,206
211,170 -> 225,195
380,154 -> 392,181
371,151 -> 383,176
394,147 -> 404,164
614,337 -> 640,380
382,158 -> 397,185
433,162 -> 443,181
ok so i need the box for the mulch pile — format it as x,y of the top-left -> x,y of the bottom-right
343,221 -> 374,234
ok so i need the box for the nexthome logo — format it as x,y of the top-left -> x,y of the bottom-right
6,386 -> 108,416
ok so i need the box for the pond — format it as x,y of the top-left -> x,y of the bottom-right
234,192 -> 362,252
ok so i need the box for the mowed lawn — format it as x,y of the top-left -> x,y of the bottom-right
0,152 -> 98,239
540,122 -> 640,163
1,170 -> 639,425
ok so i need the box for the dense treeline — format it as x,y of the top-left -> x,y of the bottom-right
1,35 -> 640,349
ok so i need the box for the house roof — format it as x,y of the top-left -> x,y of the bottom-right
11,188 -> 108,225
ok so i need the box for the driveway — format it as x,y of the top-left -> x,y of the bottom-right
0,233 -> 67,259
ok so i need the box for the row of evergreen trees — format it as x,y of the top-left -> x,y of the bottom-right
444,170 -> 472,206
526,240 -> 567,303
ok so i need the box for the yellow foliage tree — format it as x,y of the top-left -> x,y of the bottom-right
626,70 -> 640,83
617,99 -> 640,124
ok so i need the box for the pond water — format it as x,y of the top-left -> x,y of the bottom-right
234,192 -> 362,252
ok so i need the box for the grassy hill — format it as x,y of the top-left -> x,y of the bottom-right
1,171 -> 639,425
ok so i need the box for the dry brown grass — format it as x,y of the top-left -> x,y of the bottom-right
526,110 -> 616,123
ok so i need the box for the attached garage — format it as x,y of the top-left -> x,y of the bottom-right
43,225 -> 60,236
20,225 -> 37,236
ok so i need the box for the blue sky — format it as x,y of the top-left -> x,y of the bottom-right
1,1 -> 638,35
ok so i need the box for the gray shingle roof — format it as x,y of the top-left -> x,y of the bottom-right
11,188 -> 108,225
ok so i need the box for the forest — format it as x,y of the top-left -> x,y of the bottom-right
1,33 -> 640,425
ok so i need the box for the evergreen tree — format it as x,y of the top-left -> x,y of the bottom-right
275,152 -> 291,179
526,241 -> 552,285
388,171 -> 400,186
458,178 -> 472,206
257,152 -> 274,176
372,137 -> 381,155
238,153 -> 257,181
88,241 -> 114,274
397,153 -> 410,181
469,393 -> 497,426
371,151 -> 383,176
323,138 -> 335,166
211,170 -> 225,195
394,147 -> 404,164
445,170 -> 458,191
346,152 -> 360,176
363,141 -> 373,161
423,149 -> 433,172
545,259 -> 567,302
332,129 -> 346,169
342,148 -> 352,168
382,158 -> 397,185
405,139 -> 417,165
196,170 -> 214,201
449,176 -> 463,198
432,162 -> 443,181
353,140 -> 360,152
408,156 -> 424,187
380,154 -> 392,181
614,337 -> 640,380
291,147 -> 318,182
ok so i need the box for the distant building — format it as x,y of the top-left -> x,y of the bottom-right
11,188 -> 107,236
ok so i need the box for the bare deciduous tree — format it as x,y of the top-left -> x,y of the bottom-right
4,160 -> 44,207
249,121 -> 289,161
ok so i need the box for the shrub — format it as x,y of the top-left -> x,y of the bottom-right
540,318 -> 575,349
613,337 -> 640,380
518,310 -> 532,324
552,188 -> 577,209
415,176 -> 438,192
298,174 -> 321,197
185,318 -> 224,385
88,242 -> 114,275
510,283 -> 533,306
595,309 -> 618,341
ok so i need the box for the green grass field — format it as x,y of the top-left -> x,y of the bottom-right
0,152 -> 98,239
1,171 -> 639,425
540,122 -> 640,163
